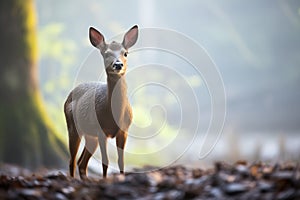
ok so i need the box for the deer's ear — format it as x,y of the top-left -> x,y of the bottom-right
122,25 -> 138,49
89,27 -> 106,50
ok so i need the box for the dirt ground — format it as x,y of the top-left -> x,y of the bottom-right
0,161 -> 299,200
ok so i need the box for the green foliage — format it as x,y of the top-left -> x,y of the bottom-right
38,23 -> 77,65
38,23 -> 78,141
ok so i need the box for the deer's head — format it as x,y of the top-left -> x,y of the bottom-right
89,25 -> 138,76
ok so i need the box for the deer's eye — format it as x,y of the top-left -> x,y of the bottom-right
124,52 -> 128,57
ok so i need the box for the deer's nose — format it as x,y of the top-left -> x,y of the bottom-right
113,61 -> 123,70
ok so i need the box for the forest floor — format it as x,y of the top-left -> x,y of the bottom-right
0,161 -> 299,200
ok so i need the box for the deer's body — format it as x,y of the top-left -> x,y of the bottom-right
65,80 -> 132,138
64,25 -> 138,179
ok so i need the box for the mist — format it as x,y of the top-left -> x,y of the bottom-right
36,0 -> 300,167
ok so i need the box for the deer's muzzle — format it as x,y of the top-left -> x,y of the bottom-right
113,61 -> 123,71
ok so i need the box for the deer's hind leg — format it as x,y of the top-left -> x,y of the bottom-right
66,114 -> 81,178
78,136 -> 98,179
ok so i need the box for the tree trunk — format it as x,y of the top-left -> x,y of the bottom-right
0,0 -> 67,168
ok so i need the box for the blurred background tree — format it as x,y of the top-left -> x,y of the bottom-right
0,0 -> 67,168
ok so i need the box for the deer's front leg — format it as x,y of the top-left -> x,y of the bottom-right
78,136 -> 98,180
99,133 -> 108,178
116,131 -> 128,174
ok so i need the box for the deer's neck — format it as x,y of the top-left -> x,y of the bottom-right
107,75 -> 128,109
